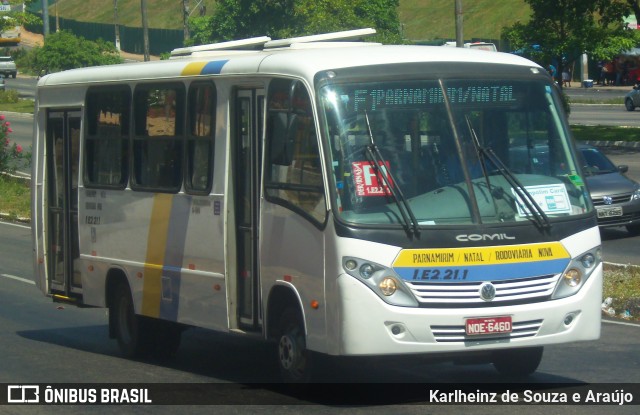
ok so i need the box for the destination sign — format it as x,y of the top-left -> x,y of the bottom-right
351,83 -> 518,112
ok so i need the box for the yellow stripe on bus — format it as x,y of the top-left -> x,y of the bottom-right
181,62 -> 208,76
141,194 -> 173,317
393,242 -> 570,268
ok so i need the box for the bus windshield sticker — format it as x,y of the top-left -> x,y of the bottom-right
511,184 -> 571,217
568,174 -> 584,187
352,160 -> 393,197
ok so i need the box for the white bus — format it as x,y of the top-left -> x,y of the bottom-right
32,29 -> 602,382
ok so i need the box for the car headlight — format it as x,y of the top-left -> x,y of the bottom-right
552,247 -> 601,299
342,257 -> 418,307
632,187 -> 640,201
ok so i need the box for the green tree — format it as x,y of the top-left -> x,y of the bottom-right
28,30 -> 122,74
502,0 -> 636,87
0,1 -> 41,33
188,0 -> 403,46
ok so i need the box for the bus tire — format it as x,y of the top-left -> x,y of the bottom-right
151,320 -> 183,359
277,307 -> 312,383
111,282 -> 150,358
492,346 -> 543,377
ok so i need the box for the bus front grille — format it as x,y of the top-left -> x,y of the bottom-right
405,274 -> 559,307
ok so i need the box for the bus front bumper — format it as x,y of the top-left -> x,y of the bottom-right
332,266 -> 602,356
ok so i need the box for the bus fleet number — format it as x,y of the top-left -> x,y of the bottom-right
85,215 -> 101,225
412,268 -> 469,281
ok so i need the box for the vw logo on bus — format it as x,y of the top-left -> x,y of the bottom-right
479,282 -> 497,302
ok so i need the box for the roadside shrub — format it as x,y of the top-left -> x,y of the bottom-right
0,114 -> 29,174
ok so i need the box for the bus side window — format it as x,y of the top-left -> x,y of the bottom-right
186,82 -> 216,194
84,86 -> 130,188
265,79 -> 327,224
132,83 -> 185,192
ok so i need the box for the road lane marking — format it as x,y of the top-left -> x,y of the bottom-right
0,274 -> 35,285
602,318 -> 640,328
0,221 -> 30,230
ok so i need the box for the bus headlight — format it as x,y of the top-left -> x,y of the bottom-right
552,247 -> 601,299
342,257 -> 418,307
563,268 -> 581,287
379,277 -> 397,296
579,253 -> 596,269
360,263 -> 375,279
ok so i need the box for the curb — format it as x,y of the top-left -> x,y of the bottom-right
0,212 -> 30,224
581,140 -> 640,149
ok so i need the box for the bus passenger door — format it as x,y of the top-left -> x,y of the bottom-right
46,110 -> 82,298
234,89 -> 265,329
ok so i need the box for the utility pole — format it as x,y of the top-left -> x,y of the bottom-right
42,0 -> 50,37
141,0 -> 150,61
183,0 -> 190,41
114,0 -> 120,50
455,0 -> 463,48
55,0 -> 59,32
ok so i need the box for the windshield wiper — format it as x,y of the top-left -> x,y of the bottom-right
464,116 -> 551,231
363,112 -> 420,238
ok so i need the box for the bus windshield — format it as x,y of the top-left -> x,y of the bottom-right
320,77 -> 591,227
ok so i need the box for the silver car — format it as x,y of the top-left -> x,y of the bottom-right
580,145 -> 640,235
625,85 -> 640,111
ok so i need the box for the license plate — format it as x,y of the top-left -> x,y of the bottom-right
465,316 -> 512,336
597,206 -> 623,218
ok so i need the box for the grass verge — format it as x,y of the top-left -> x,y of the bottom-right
0,99 -> 35,114
602,264 -> 640,321
571,125 -> 640,142
568,97 -> 622,105
0,174 -> 30,222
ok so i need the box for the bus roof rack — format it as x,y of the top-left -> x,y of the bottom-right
263,28 -> 376,49
170,28 -> 377,58
170,36 -> 272,58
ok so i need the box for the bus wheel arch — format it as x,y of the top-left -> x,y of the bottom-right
105,268 -> 129,340
266,285 -> 312,382
106,268 -> 183,359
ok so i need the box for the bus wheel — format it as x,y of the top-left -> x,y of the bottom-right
112,283 -> 150,358
277,307 -> 312,383
151,320 -> 183,359
492,347 -> 543,377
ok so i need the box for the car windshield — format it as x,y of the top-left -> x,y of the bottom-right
580,147 -> 618,175
319,77 -> 591,227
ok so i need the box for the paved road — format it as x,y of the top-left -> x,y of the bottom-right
569,104 -> 640,127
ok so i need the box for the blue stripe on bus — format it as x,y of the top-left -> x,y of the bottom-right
394,258 -> 570,282
160,195 -> 192,321
201,60 -> 229,75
